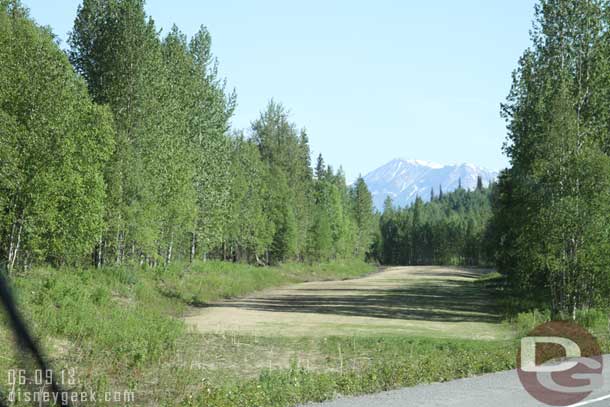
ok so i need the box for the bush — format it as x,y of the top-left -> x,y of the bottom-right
514,309 -> 550,337
576,308 -> 608,333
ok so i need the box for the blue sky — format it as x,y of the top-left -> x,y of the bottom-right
24,0 -> 536,181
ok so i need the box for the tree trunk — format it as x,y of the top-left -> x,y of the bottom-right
190,233 -> 196,263
255,254 -> 266,267
165,238 -> 173,267
94,237 -> 103,268
115,230 -> 121,265
7,221 -> 23,274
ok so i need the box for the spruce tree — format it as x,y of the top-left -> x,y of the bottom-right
476,176 -> 483,192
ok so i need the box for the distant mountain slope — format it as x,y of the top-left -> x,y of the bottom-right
362,158 -> 498,210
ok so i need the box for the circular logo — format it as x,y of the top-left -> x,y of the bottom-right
517,320 -> 603,406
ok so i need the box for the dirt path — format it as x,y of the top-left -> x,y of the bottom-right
184,266 -> 513,340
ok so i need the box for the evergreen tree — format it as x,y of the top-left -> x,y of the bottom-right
377,187 -> 493,266
476,175 -> 483,192
252,101 -> 313,260
351,177 -> 375,257
315,154 -> 326,180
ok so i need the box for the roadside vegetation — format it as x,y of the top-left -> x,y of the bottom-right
374,183 -> 493,267
489,1 -> 610,319
1,263 -> 519,406
1,263 -> 605,406
188,336 -> 516,407
0,3 -> 380,403
474,272 -> 610,342
0,261 -> 520,407
0,260 -> 374,405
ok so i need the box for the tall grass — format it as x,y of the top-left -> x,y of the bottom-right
158,259 -> 376,305
188,336 -> 516,407
3,260 -> 375,366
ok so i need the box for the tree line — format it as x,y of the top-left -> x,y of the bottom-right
489,0 -> 610,317
0,0 -> 376,271
373,178 -> 493,266
372,0 -> 610,318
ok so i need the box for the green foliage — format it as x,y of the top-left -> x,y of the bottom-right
246,103 -> 374,264
68,1 -> 236,266
10,266 -> 184,368
575,308 -> 609,333
376,187 -> 493,266
158,259 -> 375,305
158,261 -> 287,305
513,309 -> 551,338
0,261 -> 372,405
223,135 -> 273,261
188,337 -> 516,407
351,177 -> 376,258
1,1 -> 376,272
493,0 -> 610,317
0,2 -> 114,269
2,260 -> 373,375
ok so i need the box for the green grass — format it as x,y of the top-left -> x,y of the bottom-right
3,262 -> 601,406
0,260 -> 376,405
158,259 -> 376,305
472,270 -> 609,340
184,336 -> 516,407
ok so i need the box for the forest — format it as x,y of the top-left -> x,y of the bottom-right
490,0 -> 610,317
374,179 -> 493,266
2,0 -> 610,322
377,0 -> 610,319
0,0 -> 376,273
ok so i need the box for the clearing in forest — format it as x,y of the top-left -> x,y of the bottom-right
184,266 -> 513,340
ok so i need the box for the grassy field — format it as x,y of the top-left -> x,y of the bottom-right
185,266 -> 514,340
2,262 -> 604,406
181,335 -> 516,407
0,260 -> 377,405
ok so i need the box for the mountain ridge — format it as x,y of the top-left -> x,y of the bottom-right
362,158 -> 498,210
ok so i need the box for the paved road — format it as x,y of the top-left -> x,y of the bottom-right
303,355 -> 610,407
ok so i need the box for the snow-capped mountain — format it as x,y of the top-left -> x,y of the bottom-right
362,158 -> 498,210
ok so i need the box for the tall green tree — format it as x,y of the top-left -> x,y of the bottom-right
0,1 -> 114,269
351,177 -> 375,258
224,135 -> 273,263
187,26 -> 235,262
494,0 -> 610,316
70,0 -> 167,264
251,101 -> 311,261
70,2 -> 234,265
